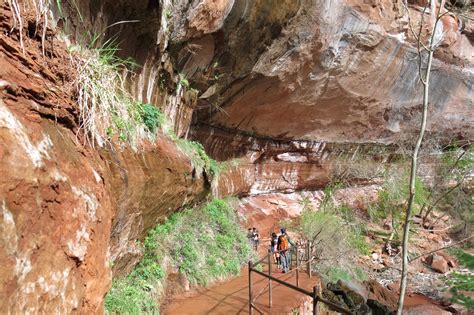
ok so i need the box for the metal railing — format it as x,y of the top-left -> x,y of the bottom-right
248,241 -> 352,315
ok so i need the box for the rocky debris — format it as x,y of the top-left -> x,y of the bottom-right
322,288 -> 347,308
365,280 -> 399,311
446,303 -> 470,314
438,252 -> 458,269
387,280 -> 401,293
324,280 -> 390,314
367,299 -> 392,315
423,252 -> 457,274
369,251 -> 386,270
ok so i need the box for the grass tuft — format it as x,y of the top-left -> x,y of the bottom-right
74,39 -> 165,147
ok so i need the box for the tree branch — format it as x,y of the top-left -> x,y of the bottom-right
408,235 -> 474,262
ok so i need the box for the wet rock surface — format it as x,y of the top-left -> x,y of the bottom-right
55,0 -> 473,144
187,0 -> 473,144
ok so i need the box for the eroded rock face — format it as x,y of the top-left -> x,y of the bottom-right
55,0 -> 473,145
189,0 -> 473,143
0,6 -> 208,313
192,126 -> 389,196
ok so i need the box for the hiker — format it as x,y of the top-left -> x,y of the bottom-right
251,227 -> 260,251
247,228 -> 253,246
278,228 -> 296,273
278,228 -> 290,273
270,232 -> 281,267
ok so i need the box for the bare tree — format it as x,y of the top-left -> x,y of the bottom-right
396,0 -> 472,314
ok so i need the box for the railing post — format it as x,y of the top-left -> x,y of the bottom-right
295,247 -> 299,287
248,261 -> 253,315
307,241 -> 312,278
313,286 -> 319,315
267,253 -> 272,308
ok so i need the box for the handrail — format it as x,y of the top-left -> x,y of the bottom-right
253,242 -> 308,266
248,240 -> 353,315
250,267 -> 312,296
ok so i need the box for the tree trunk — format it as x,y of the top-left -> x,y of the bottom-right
396,48 -> 434,315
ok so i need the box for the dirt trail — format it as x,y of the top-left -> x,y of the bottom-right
163,259 -> 318,315
163,261 -> 450,315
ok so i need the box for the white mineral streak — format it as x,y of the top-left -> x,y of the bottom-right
0,100 -> 53,168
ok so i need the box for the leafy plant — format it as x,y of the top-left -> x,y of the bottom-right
295,207 -> 368,283
178,74 -> 190,89
105,220 -> 165,314
444,272 -> 474,310
135,102 -> 164,133
449,248 -> 474,269
74,38 -> 169,147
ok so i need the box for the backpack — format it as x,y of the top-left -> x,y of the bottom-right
278,234 -> 289,251
272,237 -> 278,247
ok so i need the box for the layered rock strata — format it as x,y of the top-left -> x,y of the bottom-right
0,7 -> 208,313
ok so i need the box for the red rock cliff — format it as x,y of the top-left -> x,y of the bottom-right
0,0 -> 472,313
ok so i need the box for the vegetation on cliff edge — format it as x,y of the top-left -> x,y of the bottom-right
105,198 -> 252,314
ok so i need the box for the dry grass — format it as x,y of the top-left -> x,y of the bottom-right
72,42 -> 145,147
6,0 -> 51,54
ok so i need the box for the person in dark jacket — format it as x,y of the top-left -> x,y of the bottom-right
270,232 -> 280,267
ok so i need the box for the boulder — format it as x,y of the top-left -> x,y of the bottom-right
367,299 -> 392,315
343,291 -> 371,314
325,280 -> 373,314
447,303 -> 469,314
327,282 -> 344,294
365,280 -> 399,310
438,252 -> 458,268
430,254 -> 450,273
322,288 -> 348,309
337,279 -> 368,301
387,281 -> 400,293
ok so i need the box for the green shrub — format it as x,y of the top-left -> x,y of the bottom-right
449,248 -> 474,269
326,267 -> 352,283
75,39 -> 144,146
171,198 -> 252,285
443,249 -> 474,310
444,272 -> 474,310
105,278 -> 159,314
349,231 -> 370,255
296,209 -> 368,282
178,74 -> 190,89
104,224 -> 164,314
367,169 -> 427,223
176,139 -> 220,177
135,103 -> 164,133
